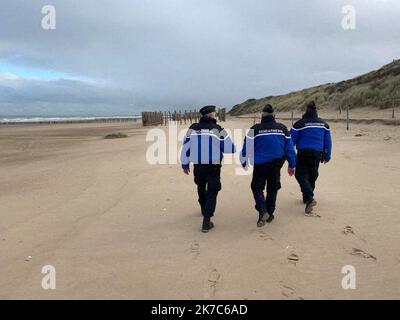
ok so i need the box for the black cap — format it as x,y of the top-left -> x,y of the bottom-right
307,101 -> 316,110
262,104 -> 274,114
199,105 -> 216,116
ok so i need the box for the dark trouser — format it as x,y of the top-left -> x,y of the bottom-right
295,149 -> 321,203
194,164 -> 222,218
251,159 -> 284,215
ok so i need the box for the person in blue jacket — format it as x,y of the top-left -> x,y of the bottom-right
241,104 -> 296,227
181,105 -> 236,233
291,101 -> 332,214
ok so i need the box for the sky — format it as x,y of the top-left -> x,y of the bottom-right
0,0 -> 399,116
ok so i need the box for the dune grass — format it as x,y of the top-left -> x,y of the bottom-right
230,59 -> 400,115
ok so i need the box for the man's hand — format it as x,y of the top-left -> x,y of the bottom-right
183,168 -> 190,175
288,167 -> 295,176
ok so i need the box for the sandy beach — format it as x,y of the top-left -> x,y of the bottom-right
0,116 -> 399,300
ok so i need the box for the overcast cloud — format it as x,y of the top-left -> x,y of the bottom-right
0,0 -> 399,116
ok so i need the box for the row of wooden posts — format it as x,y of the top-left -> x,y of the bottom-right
249,105 -> 398,131
141,108 -> 226,126
339,105 -> 397,130
142,103 -> 398,130
297,106 -> 354,131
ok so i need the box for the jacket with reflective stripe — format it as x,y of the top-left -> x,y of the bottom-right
290,112 -> 332,161
180,116 -> 236,169
240,115 -> 296,168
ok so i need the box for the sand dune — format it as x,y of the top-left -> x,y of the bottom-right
0,119 -> 399,299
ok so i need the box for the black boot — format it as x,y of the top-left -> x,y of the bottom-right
305,199 -> 317,214
266,214 -> 275,223
202,217 -> 214,233
257,212 -> 269,227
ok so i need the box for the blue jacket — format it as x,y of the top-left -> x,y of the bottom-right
180,116 -> 236,169
240,115 -> 296,168
290,111 -> 332,161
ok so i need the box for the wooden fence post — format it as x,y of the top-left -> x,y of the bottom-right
141,112 -> 146,126
291,110 -> 294,126
346,105 -> 350,131
393,98 -> 395,119
220,108 -> 226,122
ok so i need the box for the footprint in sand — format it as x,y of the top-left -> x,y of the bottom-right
349,248 -> 377,261
342,226 -> 366,242
287,253 -> 300,265
258,230 -> 273,241
190,241 -> 200,257
343,225 -> 355,235
304,212 -> 321,218
205,268 -> 221,298
280,283 -> 303,299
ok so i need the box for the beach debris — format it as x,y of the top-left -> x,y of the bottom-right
25,256 -> 32,262
349,248 -> 376,261
354,133 -> 365,137
384,136 -> 392,141
104,132 -> 128,139
162,208 -> 167,212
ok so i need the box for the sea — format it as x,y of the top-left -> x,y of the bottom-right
0,115 -> 141,124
